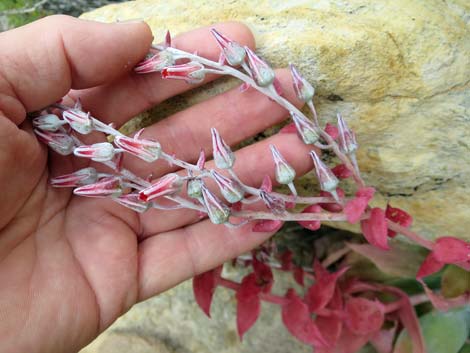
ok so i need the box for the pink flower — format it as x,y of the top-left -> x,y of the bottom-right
244,47 -> 275,87
114,130 -> 162,162
337,113 -> 358,154
290,111 -> 319,145
161,61 -> 206,84
211,128 -> 235,169
62,108 -> 94,134
50,167 -> 98,187
211,170 -> 244,203
201,184 -> 231,224
73,176 -> 122,198
289,64 -> 315,102
34,129 -> 75,155
259,190 -> 286,215
32,114 -> 65,132
138,173 -> 183,202
210,28 -> 246,66
134,49 -> 175,74
114,193 -> 150,213
73,142 -> 116,162
309,150 -> 339,193
269,144 -> 296,184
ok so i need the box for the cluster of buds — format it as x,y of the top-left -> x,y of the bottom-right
32,28 -> 469,352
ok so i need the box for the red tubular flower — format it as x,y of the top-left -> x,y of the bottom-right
289,64 -> 315,102
50,167 -> 98,187
62,108 -> 94,134
210,170 -> 244,203
73,142 -> 116,162
114,193 -> 150,213
161,61 -> 206,84
114,131 -> 162,162
337,113 -> 358,154
34,129 -> 75,155
134,49 -> 175,74
210,28 -> 246,66
269,144 -> 296,185
32,114 -> 65,132
73,176 -> 122,198
244,47 -> 275,87
309,150 -> 339,193
138,173 -> 183,202
201,184 -> 231,225
211,128 -> 235,169
290,111 -> 320,145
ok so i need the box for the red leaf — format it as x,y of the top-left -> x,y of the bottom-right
385,204 -> 413,237
360,208 -> 390,250
317,315 -> 343,348
298,204 -> 322,231
356,187 -> 375,200
325,123 -> 339,140
306,261 -> 349,313
319,188 -> 345,213
416,252 -> 444,278
344,197 -> 369,223
280,122 -> 297,134
293,266 -> 305,286
252,256 -> 274,293
252,219 -> 283,232
433,236 -> 470,265
331,164 -> 353,179
344,297 -> 385,335
317,327 -> 371,353
370,324 -> 397,353
281,289 -> 329,348
280,250 -> 293,270
193,266 -> 222,317
236,273 -> 261,339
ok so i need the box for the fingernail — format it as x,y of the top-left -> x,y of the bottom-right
116,18 -> 145,24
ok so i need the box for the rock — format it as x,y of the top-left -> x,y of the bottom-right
81,0 -> 470,241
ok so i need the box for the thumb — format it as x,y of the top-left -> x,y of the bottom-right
0,15 -> 153,124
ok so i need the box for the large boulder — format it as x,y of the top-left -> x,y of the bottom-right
81,0 -> 470,241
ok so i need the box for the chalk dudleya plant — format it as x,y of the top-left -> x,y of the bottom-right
32,28 -> 470,353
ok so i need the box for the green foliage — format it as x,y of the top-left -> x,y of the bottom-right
442,265 -> 470,298
0,0 -> 52,29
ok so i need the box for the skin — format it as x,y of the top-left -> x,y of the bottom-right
0,15 -> 312,353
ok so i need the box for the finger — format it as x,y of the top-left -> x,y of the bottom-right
0,15 -> 152,124
69,22 -> 255,127
121,69 -> 303,178
137,215 -> 281,300
138,133 -> 313,236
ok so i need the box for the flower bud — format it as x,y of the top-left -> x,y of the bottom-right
134,49 -> 175,74
74,176 -> 122,198
210,28 -> 246,66
114,131 -> 161,162
32,114 -> 65,131
337,113 -> 358,154
244,47 -> 275,87
211,128 -> 235,169
50,167 -> 98,187
161,61 -> 206,84
62,109 -> 94,134
269,144 -> 296,184
187,178 -> 204,199
259,190 -> 286,215
139,173 -> 183,202
290,111 -> 320,145
289,64 -> 315,102
74,142 -> 116,162
309,150 -> 339,192
114,193 -> 150,213
210,170 -> 244,203
34,129 -> 75,155
201,184 -> 231,224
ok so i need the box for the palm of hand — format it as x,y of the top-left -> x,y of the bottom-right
0,15 -> 309,353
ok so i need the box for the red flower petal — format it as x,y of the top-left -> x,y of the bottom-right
331,164 -> 353,179
252,219 -> 283,232
416,252 -> 444,278
433,236 -> 470,264
298,204 -> 322,231
344,297 -> 385,335
236,273 -> 262,339
360,208 -> 390,250
385,204 -> 413,238
281,289 -> 329,348
325,123 -> 339,140
306,261 -> 349,313
193,266 -> 222,317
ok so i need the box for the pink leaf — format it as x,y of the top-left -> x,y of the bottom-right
252,256 -> 274,293
306,261 -> 349,313
280,122 -> 297,134
370,323 -> 397,353
344,197 -> 369,223
416,252 -> 444,278
344,297 -> 385,335
360,208 -> 390,250
281,289 -> 329,348
293,266 -> 305,286
298,204 -> 322,231
331,164 -> 353,179
356,187 -> 375,200
193,266 -> 222,317
280,250 -> 293,270
385,204 -> 413,238
317,327 -> 371,353
316,316 -> 343,349
325,123 -> 339,140
236,273 -> 262,340
419,279 -> 470,311
252,219 -> 283,232
433,236 -> 470,265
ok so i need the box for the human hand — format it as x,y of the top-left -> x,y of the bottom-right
0,15 -> 310,353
